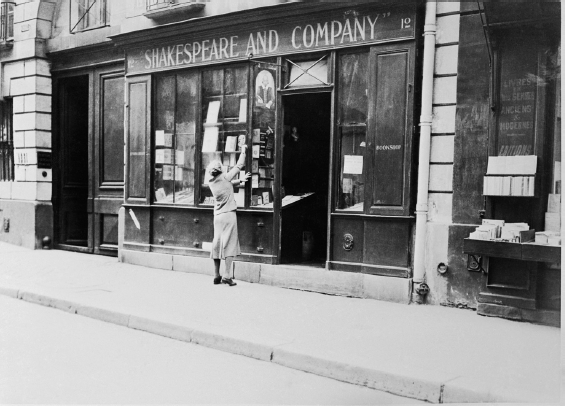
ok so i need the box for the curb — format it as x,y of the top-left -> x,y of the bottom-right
0,288 -> 548,404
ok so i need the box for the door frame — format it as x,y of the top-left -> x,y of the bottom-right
277,86 -> 335,267
52,70 -> 94,253
53,65 -> 126,255
93,66 -> 126,256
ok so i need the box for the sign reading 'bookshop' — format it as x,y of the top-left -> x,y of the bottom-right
127,5 -> 415,74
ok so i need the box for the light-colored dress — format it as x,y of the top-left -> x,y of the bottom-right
208,153 -> 245,259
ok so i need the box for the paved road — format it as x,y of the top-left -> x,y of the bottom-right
0,296 -> 422,404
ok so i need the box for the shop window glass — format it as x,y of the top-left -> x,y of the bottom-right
496,37 -> 539,156
175,72 -> 198,204
251,65 -> 277,207
337,52 -> 368,211
0,99 -> 13,181
286,56 -> 329,88
153,72 -> 198,204
550,47 -> 561,194
70,0 -> 107,33
200,66 -> 248,207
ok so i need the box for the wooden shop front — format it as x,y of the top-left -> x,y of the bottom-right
116,2 -> 421,275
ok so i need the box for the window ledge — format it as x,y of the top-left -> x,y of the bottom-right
0,39 -> 13,49
143,2 -> 206,21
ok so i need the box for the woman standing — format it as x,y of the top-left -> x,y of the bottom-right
207,144 -> 250,286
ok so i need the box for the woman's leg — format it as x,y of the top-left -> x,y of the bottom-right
224,256 -> 234,279
213,258 -> 221,278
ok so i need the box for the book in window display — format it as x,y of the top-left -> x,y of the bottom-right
238,99 -> 247,122
175,150 -> 185,167
202,126 -> 219,152
155,130 -> 173,147
205,100 -> 221,124
224,135 -> 238,152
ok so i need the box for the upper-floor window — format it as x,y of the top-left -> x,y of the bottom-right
0,2 -> 14,42
0,99 -> 14,181
70,0 -> 106,33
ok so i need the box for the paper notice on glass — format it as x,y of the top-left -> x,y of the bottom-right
155,130 -> 165,146
343,155 -> 363,174
162,165 -> 174,180
342,178 -> 353,193
202,126 -> 219,152
175,150 -> 185,165
155,131 -> 173,147
155,149 -> 173,164
175,166 -> 184,181
206,100 -> 221,123
238,99 -> 247,122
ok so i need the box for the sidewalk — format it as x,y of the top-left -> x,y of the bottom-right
0,242 -> 561,404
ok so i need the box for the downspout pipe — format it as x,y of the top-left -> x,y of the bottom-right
412,0 -> 437,303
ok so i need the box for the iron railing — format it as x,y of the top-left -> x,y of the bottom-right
146,0 -> 172,11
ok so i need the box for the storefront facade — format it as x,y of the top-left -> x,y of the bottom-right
0,1 -> 560,323
115,2 -> 421,283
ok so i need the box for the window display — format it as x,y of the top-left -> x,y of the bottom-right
250,67 -> 277,207
337,51 -> 368,211
153,72 -> 197,204
200,66 -> 248,207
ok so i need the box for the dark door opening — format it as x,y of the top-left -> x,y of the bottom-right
55,75 -> 90,249
280,92 -> 331,266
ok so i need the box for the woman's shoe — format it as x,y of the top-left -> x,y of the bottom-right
221,277 -> 237,286
213,276 -> 222,285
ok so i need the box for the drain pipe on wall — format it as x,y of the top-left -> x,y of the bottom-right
412,0 -> 437,304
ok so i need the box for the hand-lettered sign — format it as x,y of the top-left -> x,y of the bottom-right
126,4 -> 416,74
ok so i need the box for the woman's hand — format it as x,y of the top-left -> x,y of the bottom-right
240,172 -> 251,184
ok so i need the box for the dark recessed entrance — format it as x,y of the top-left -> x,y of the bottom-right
55,75 -> 89,249
280,92 -> 331,266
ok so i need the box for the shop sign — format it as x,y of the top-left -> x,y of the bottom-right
126,4 -> 416,74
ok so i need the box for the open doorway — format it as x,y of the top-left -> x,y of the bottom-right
280,92 -> 331,266
55,75 -> 90,250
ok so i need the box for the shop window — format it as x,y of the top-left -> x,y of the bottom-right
70,0 -> 106,33
153,72 -> 198,204
336,45 -> 415,216
0,99 -> 13,181
485,33 -> 560,202
250,64 -> 277,207
336,51 -> 368,211
200,66 -> 249,207
286,56 -> 329,88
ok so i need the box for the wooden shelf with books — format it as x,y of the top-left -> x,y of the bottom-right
463,238 -> 560,263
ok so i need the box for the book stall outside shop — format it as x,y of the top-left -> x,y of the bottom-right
460,3 -> 560,324
114,2 -> 422,278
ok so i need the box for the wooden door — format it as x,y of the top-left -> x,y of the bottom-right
55,75 -> 91,251
92,69 -> 125,255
